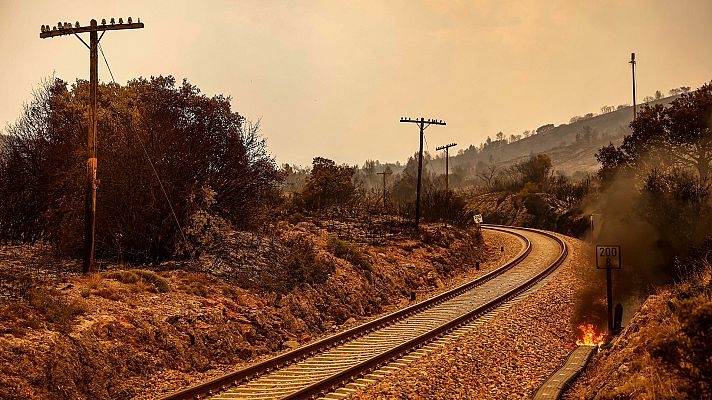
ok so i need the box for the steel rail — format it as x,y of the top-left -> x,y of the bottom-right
159,225 -> 542,400
287,225 -> 568,399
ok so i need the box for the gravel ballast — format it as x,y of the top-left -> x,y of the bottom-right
351,234 -> 588,400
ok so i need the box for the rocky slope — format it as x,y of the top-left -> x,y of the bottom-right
0,220 -> 501,400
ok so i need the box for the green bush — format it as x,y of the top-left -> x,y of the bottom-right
28,289 -> 86,333
104,269 -> 171,293
282,234 -> 335,291
326,236 -> 373,274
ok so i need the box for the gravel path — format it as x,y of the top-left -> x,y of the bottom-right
350,233 -> 588,400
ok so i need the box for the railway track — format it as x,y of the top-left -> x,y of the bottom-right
159,225 -> 568,400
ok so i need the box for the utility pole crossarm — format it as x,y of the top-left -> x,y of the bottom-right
40,19 -> 144,39
436,143 -> 457,152
400,117 -> 446,126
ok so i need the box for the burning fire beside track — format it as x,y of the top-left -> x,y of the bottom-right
575,323 -> 605,346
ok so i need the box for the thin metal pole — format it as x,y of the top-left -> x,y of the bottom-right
444,147 -> 449,193
630,52 -> 637,119
377,171 -> 391,211
383,172 -> 386,210
606,267 -> 613,335
83,19 -> 98,273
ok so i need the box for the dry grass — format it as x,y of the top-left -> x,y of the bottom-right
86,273 -> 103,290
103,269 -> 171,293
26,289 -> 86,333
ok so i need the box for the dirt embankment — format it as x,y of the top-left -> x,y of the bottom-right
467,191 -> 589,238
565,264 -> 712,400
0,221 -> 504,400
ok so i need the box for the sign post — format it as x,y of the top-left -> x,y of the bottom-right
596,245 -> 621,335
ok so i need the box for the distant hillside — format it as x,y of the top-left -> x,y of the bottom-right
429,95 -> 679,180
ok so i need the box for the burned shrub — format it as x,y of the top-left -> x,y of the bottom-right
298,157 -> 356,211
650,267 -> 712,398
0,76 -> 281,262
281,234 -> 335,292
419,188 -> 473,226
326,236 -> 373,274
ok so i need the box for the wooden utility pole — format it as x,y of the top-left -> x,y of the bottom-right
376,170 -> 392,211
399,117 -> 446,227
40,18 -> 144,273
629,52 -> 637,119
435,142 -> 457,192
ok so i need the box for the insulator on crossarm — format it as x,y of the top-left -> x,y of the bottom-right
75,21 -> 80,28
118,17 -> 123,24
128,17 -> 132,23
110,18 -> 115,24
101,18 -> 106,25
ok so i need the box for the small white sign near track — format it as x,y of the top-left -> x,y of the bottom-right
474,214 -> 483,224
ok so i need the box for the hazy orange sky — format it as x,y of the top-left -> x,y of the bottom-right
2,1 -> 711,166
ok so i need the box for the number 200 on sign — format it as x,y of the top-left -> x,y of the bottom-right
596,245 -> 621,269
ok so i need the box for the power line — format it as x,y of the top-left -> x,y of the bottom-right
97,39 -> 191,257
423,134 -> 439,178
98,42 -> 116,83
132,128 -> 191,255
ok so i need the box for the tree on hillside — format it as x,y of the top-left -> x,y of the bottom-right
391,152 -> 434,206
301,157 -> 356,210
537,124 -> 555,135
511,154 -> 553,186
0,76 -> 281,260
476,164 -> 499,189
669,86 -> 692,96
597,83 -> 712,180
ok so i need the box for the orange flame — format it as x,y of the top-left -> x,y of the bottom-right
576,323 -> 605,346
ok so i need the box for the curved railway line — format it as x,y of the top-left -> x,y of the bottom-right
159,225 -> 568,400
